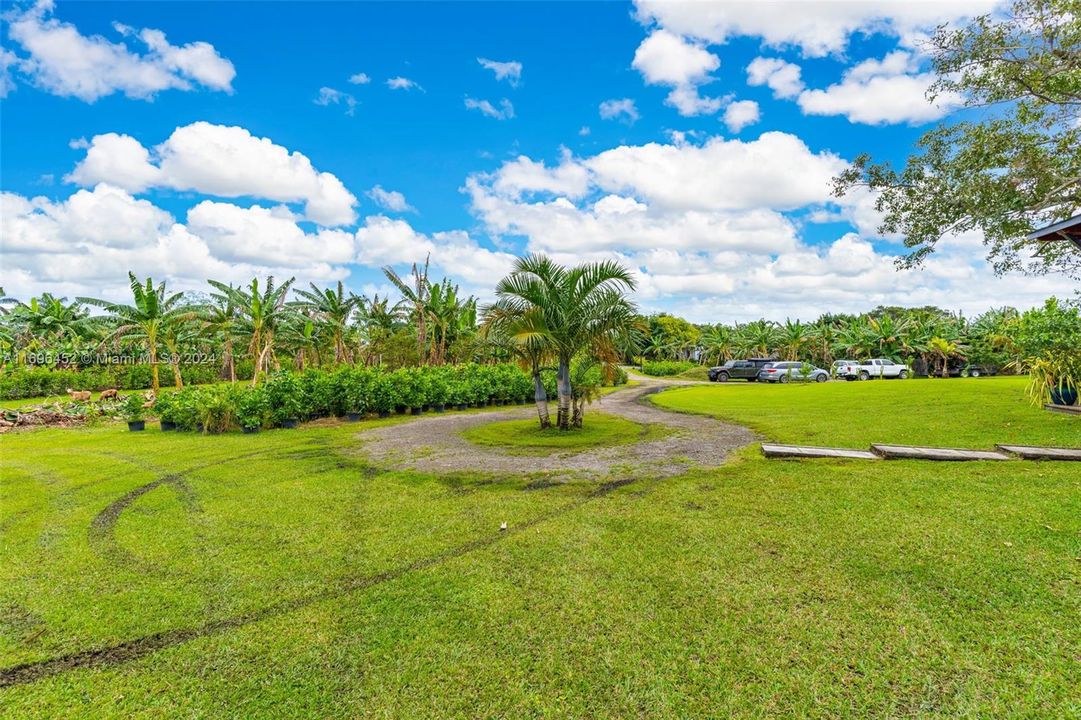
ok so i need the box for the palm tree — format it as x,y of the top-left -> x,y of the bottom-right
928,336 -> 963,378
208,276 -> 296,385
292,281 -> 359,365
9,294 -> 92,360
482,302 -> 554,428
778,319 -> 809,361
493,255 -> 637,429
160,312 -> 200,388
836,317 -> 876,358
700,325 -> 735,365
383,256 -> 431,364
808,319 -> 838,367
866,315 -> 908,358
426,279 -> 471,365
736,320 -> 779,358
280,314 -> 321,370
80,273 -> 192,392
201,287 -> 239,382
641,334 -> 671,362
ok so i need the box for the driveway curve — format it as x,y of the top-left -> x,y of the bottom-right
356,372 -> 753,479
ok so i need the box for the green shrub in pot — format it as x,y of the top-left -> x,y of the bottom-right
264,372 -> 303,426
155,391 -> 177,430
199,385 -> 238,434
1011,298 -> 1081,406
236,387 -> 268,432
368,370 -> 398,417
122,393 -> 145,431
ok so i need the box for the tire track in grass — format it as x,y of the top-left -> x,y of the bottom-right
0,472 -> 643,688
84,445 -> 334,566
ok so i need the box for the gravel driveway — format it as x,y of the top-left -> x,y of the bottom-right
356,373 -> 753,479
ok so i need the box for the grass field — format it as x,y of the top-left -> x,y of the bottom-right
1,376 -> 1079,717
461,411 -> 668,454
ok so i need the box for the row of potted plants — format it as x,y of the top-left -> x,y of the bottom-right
126,363 -> 544,433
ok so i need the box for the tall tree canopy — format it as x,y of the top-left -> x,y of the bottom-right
834,0 -> 1080,279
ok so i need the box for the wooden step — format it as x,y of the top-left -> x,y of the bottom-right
870,444 -> 1011,461
996,445 -> 1081,461
761,444 -> 879,460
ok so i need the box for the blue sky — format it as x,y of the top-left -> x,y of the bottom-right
2,0 -> 1074,322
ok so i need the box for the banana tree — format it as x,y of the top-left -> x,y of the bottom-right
80,273 -> 192,392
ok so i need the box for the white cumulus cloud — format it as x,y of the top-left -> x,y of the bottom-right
632,29 -> 722,116
797,51 -> 963,124
599,98 -> 640,124
746,57 -> 804,98
5,0 -> 235,102
633,0 -> 1002,57
723,100 -> 760,133
66,122 -> 359,226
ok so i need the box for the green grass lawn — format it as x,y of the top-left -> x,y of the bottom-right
652,375 -> 1079,448
1,377 -> 1079,717
462,411 -> 666,454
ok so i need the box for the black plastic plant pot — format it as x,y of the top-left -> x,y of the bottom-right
378,410 -> 390,418
1050,386 -> 1079,406
242,426 -> 260,434
346,412 -> 363,422
434,404 -> 446,413
422,405 -> 431,412
396,406 -> 407,415
196,423 -> 205,433
160,420 -> 176,431
457,403 -> 468,411
281,418 -> 299,429
411,407 -> 422,415
127,420 -> 145,432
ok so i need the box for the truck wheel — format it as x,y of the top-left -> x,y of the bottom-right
816,373 -> 827,383
970,369 -> 980,377
898,369 -> 909,379
859,371 -> 870,381
717,372 -> 729,382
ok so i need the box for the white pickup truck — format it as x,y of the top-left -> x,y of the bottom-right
837,358 -> 910,381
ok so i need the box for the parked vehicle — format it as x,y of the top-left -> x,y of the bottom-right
708,358 -> 774,382
758,362 -> 830,383
831,359 -> 857,378
837,358 -> 909,381
946,359 -> 999,378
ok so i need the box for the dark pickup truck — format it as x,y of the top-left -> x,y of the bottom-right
708,358 -> 774,382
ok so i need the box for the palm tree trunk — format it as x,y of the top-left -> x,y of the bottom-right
533,371 -> 550,429
171,359 -> 183,389
222,338 -> 235,382
556,357 -> 572,430
253,343 -> 272,386
149,344 -> 160,393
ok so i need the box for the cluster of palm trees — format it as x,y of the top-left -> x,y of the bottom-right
482,255 -> 638,429
0,259 -> 480,392
644,307 -> 1024,376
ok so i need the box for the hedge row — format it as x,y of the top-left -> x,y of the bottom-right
639,360 -> 698,377
149,362 -> 627,433
0,363 -> 254,400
